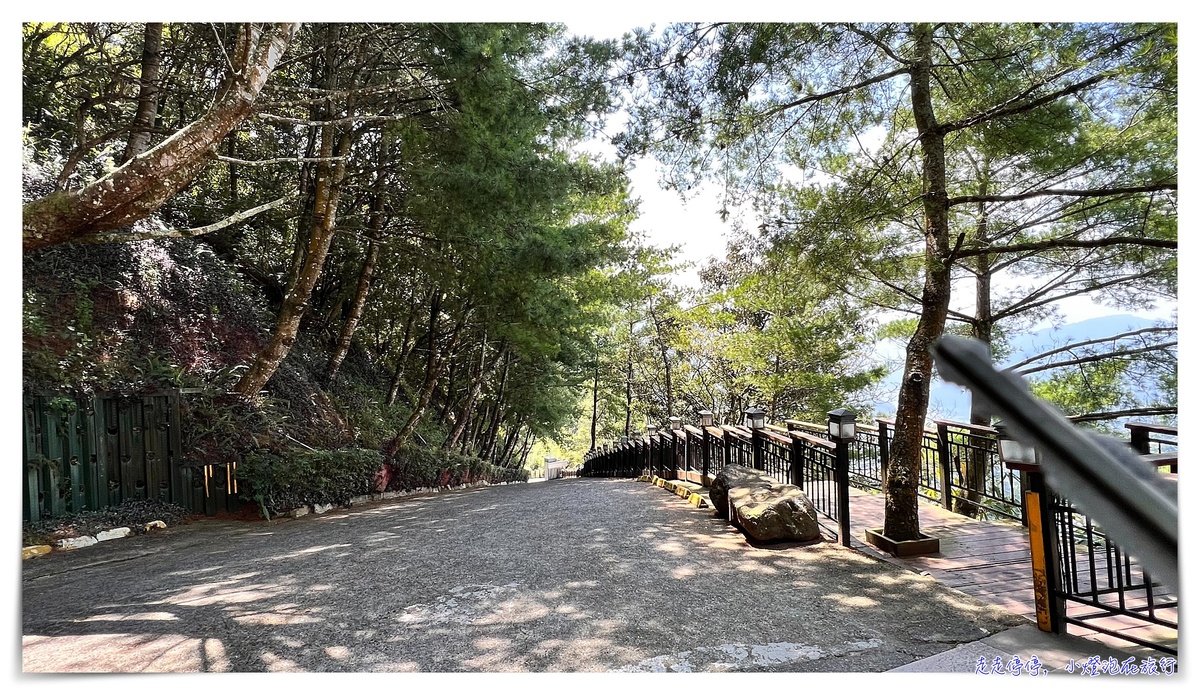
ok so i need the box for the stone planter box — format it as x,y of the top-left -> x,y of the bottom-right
865,527 -> 940,557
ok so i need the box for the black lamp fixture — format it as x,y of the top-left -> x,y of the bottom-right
743,407 -> 767,430
827,408 -> 857,440
698,410 -> 714,428
994,420 -> 1037,468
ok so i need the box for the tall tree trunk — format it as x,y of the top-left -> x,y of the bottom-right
650,305 -> 674,418
385,290 -> 422,406
24,23 -> 300,250
480,351 -> 511,460
439,359 -> 459,425
883,23 -> 954,542
515,428 -> 535,469
590,353 -> 600,450
325,176 -> 386,381
384,295 -> 463,456
444,337 -> 504,451
121,22 -> 163,164
234,26 -> 351,398
498,415 -> 527,466
624,318 -> 634,437
956,165 -> 994,517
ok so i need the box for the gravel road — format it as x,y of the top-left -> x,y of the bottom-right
22,478 -> 1022,672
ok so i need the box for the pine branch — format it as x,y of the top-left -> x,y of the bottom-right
955,235 -> 1177,258
1017,341 -> 1177,375
78,193 -> 296,245
1006,326 -> 1177,371
1067,407 -> 1177,424
948,183 -> 1177,207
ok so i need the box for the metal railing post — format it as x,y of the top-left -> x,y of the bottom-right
789,434 -> 803,488
751,428 -> 764,471
936,422 -> 953,510
1023,466 -> 1064,633
701,427 -> 710,480
877,419 -> 890,484
835,435 -> 852,547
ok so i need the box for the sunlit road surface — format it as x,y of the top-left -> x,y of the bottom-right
22,478 -> 1022,672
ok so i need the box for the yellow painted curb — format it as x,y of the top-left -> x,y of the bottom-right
688,493 -> 708,508
23,545 -> 52,560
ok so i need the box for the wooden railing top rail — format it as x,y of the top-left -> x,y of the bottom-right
790,430 -> 836,451
705,425 -> 725,438
1125,421 -> 1178,436
875,417 -> 939,436
720,424 -> 752,441
683,424 -> 703,436
932,418 -> 999,436
1143,453 -> 1178,468
762,429 -> 793,446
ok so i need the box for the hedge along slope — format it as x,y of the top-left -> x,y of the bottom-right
239,445 -> 529,518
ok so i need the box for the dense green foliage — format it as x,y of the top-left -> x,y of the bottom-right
21,22 -> 1176,521
237,445 -> 527,518
22,23 -> 634,492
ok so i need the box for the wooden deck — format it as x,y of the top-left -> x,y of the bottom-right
841,487 -> 1178,655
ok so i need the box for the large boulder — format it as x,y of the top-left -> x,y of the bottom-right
709,465 -> 777,517
729,485 -> 821,542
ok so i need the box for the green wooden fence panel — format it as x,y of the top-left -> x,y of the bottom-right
20,391 -> 228,521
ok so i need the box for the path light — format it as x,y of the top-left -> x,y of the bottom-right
994,420 -> 1037,467
647,424 -> 658,437
669,416 -> 682,431
699,410 -> 714,428
621,436 -> 629,443
743,407 -> 767,430
827,408 -> 857,440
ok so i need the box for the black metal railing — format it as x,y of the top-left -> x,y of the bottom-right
582,409 -> 1178,656
583,417 -> 850,545
1048,491 -> 1178,655
937,420 -> 1025,523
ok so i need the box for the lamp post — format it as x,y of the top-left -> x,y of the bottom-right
669,416 -> 682,431
827,408 -> 857,546
744,407 -> 767,470
995,420 -> 1037,469
743,407 -> 767,430
826,408 -> 857,441
699,410 -> 714,479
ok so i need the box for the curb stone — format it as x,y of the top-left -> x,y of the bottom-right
22,545 -> 52,560
26,518 -> 173,561
96,527 -> 132,542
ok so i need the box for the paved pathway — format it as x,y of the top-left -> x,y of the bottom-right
22,479 -> 1023,672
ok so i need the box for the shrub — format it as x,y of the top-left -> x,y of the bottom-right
386,444 -> 529,488
237,447 -> 382,519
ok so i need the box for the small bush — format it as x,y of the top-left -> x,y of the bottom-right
387,444 -> 529,489
238,447 -> 382,518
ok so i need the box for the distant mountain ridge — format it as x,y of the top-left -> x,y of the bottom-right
873,314 -> 1168,421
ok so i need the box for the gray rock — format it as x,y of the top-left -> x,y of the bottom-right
144,520 -> 167,531
96,527 -> 132,542
57,536 -> 98,550
709,465 -> 777,517
312,503 -> 333,514
730,485 -> 821,542
288,506 -> 309,518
